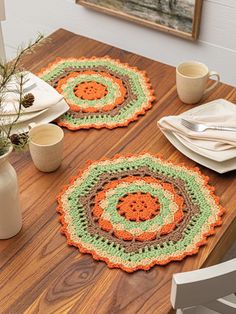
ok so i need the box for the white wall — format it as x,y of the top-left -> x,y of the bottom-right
1,0 -> 236,86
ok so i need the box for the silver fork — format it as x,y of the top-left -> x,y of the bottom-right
181,118 -> 236,132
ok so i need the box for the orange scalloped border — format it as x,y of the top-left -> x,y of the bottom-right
36,57 -> 156,130
56,152 -> 225,273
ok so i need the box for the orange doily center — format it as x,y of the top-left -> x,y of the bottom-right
117,192 -> 160,222
74,81 -> 108,100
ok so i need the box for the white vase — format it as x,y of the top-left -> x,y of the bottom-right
0,146 -> 22,239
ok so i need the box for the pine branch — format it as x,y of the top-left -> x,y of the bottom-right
7,74 -> 24,138
0,33 -> 44,92
0,33 -> 45,155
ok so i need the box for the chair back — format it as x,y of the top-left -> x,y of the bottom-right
171,258 -> 236,313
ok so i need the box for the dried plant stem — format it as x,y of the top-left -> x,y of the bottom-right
0,33 -> 45,155
7,74 -> 24,137
0,34 -> 44,94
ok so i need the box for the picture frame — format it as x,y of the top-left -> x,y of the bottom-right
77,0 -> 203,41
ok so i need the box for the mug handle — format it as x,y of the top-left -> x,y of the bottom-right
204,71 -> 220,95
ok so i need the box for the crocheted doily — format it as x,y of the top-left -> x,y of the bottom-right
57,153 -> 225,272
37,57 -> 156,130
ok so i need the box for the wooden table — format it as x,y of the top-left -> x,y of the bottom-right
1,29 -> 236,314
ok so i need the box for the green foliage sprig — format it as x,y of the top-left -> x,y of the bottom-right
0,34 -> 44,156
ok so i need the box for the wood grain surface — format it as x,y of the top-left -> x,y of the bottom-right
0,29 -> 236,314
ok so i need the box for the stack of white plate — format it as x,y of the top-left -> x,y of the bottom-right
159,99 -> 236,174
1,72 -> 69,134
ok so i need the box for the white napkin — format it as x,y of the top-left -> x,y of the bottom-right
158,100 -> 236,157
1,72 -> 63,114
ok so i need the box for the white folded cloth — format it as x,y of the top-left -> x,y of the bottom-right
158,99 -> 236,155
1,72 -> 63,114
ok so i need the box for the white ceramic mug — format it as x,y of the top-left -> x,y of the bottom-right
29,123 -> 64,172
176,61 -> 220,104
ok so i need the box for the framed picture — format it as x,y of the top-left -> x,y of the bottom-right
77,0 -> 203,40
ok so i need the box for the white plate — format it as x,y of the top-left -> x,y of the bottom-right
0,108 -> 48,125
10,99 -> 69,134
161,129 -> 236,173
178,99 -> 236,162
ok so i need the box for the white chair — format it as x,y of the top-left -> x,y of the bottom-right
0,0 -> 6,61
171,258 -> 236,314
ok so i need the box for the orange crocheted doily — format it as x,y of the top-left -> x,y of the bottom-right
37,57 -> 156,129
57,152 -> 225,272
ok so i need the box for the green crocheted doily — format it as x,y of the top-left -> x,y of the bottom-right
37,57 -> 156,130
57,153 -> 225,272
